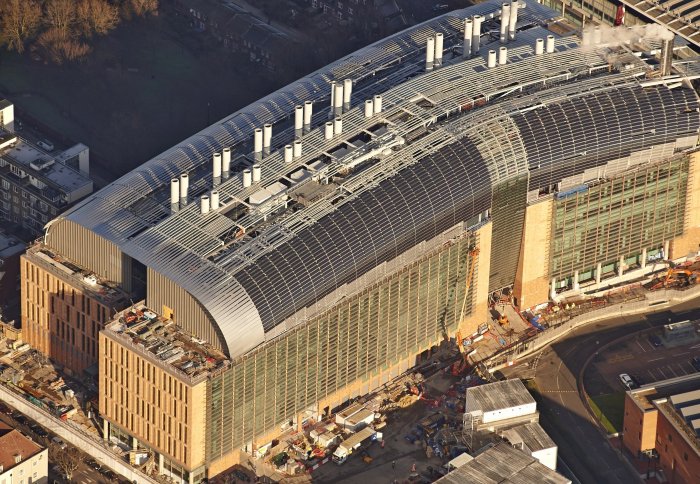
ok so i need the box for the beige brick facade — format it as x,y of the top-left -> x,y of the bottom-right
513,197 -> 553,309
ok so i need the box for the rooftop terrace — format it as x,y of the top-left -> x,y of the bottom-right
27,245 -> 128,307
105,303 -> 229,384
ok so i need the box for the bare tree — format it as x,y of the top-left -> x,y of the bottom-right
125,0 -> 158,17
36,27 -> 90,64
45,0 -> 76,36
52,445 -> 81,481
77,0 -> 120,36
0,0 -> 42,53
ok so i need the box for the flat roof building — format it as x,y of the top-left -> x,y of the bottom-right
623,373 -> 700,484
435,442 -> 570,484
19,0 -> 700,481
0,117 -> 93,236
466,379 -> 537,426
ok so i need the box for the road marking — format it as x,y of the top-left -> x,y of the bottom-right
690,343 -> 700,349
675,352 -> 689,357
667,365 -> 679,377
635,340 -> 647,353
647,357 -> 664,362
658,367 -> 669,379
676,362 -> 688,376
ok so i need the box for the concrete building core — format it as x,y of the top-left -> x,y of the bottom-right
18,0 -> 700,481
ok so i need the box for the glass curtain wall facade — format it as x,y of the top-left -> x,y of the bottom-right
550,157 -> 689,285
207,230 -> 479,460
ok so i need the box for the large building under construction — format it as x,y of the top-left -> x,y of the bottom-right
20,0 -> 700,481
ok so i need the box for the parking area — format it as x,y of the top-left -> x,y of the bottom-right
584,322 -> 700,397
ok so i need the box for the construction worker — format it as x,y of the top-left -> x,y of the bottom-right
392,460 -> 396,470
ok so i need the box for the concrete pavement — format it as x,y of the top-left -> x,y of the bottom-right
503,294 -> 700,484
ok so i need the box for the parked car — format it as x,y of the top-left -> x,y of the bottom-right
648,334 -> 663,347
51,436 -> 67,449
0,403 -> 11,414
619,373 -> 635,389
12,413 -> 29,426
86,458 -> 101,471
31,425 -> 49,438
691,356 -> 700,372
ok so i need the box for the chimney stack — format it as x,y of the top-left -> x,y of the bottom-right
170,178 -> 180,212
660,38 -> 673,77
200,195 -> 210,214
303,101 -> 313,133
472,15 -> 483,55
253,128 -> 263,160
434,33 -> 444,68
508,1 -> 518,41
179,173 -> 189,206
463,18 -> 473,58
263,123 -> 272,155
487,50 -> 497,68
500,3 -> 510,44
222,148 -> 231,179
213,152 -> 222,186
426,36 -> 435,71
343,79 -> 352,111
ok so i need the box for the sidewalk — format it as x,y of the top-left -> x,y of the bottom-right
0,383 -> 157,484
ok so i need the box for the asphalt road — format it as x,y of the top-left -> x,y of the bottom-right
503,295 -> 700,484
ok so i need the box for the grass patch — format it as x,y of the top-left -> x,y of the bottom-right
588,392 -> 625,434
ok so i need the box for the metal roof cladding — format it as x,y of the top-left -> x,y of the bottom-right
48,0 -> 700,358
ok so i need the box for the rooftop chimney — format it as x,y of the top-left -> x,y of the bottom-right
252,164 -> 261,183
303,101 -> 313,132
343,79 -> 352,111
293,140 -> 302,158
334,83 -> 344,117
329,80 -> 337,118
284,144 -> 293,163
222,148 -> 231,179
499,46 -> 507,65
213,152 -> 222,186
463,18 -> 473,58
210,190 -> 220,210
294,105 -> 303,136
263,123 -> 272,154
487,50 -> 497,68
364,99 -> 374,118
170,178 -> 179,212
179,173 -> 189,205
324,121 -> 334,140
200,195 -> 210,214
500,3 -> 510,44
546,35 -> 555,53
434,33 -> 444,68
242,169 -> 252,188
660,38 -> 673,77
426,36 -> 435,71
373,95 -> 383,114
535,38 -> 544,55
472,15 -> 483,55
508,1 -> 518,41
253,128 -> 263,159
334,117 -> 343,136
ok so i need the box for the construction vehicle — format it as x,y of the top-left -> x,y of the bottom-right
498,314 -> 509,328
332,427 -> 379,464
650,267 -> 700,290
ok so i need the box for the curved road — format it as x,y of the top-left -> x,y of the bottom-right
503,295 -> 700,484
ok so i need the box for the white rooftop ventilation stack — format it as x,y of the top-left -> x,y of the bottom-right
426,36 -> 435,71
487,50 -> 497,68
213,152 -> 222,186
500,3 -> 510,44
303,101 -> 313,133
210,190 -> 220,210
434,33 -> 444,68
463,18 -> 473,58
222,148 -> 231,179
284,144 -> 293,163
498,46 -> 507,65
324,121 -> 334,140
200,195 -> 210,214
179,173 -> 189,206
508,0 -> 518,41
253,128 -> 263,160
472,15 -> 483,55
329,80 -> 337,118
334,82 -> 344,117
294,105 -> 303,137
334,117 -> 343,136
263,123 -> 272,155
581,30 -> 591,47
364,99 -> 374,118
252,164 -> 261,183
373,95 -> 383,114
170,178 -> 179,212
242,168 -> 252,187
546,35 -> 555,53
293,140 -> 302,158
343,79 -> 352,111
535,38 -> 544,55
593,27 -> 602,45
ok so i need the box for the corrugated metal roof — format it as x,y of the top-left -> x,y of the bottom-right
47,0 -> 700,358
467,379 -> 536,414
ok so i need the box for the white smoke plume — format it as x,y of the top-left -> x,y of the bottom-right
581,23 -> 674,48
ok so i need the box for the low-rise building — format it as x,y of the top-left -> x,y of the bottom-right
623,373 -> 700,484
0,123 -> 92,236
0,421 -> 48,484
435,442 -> 570,483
